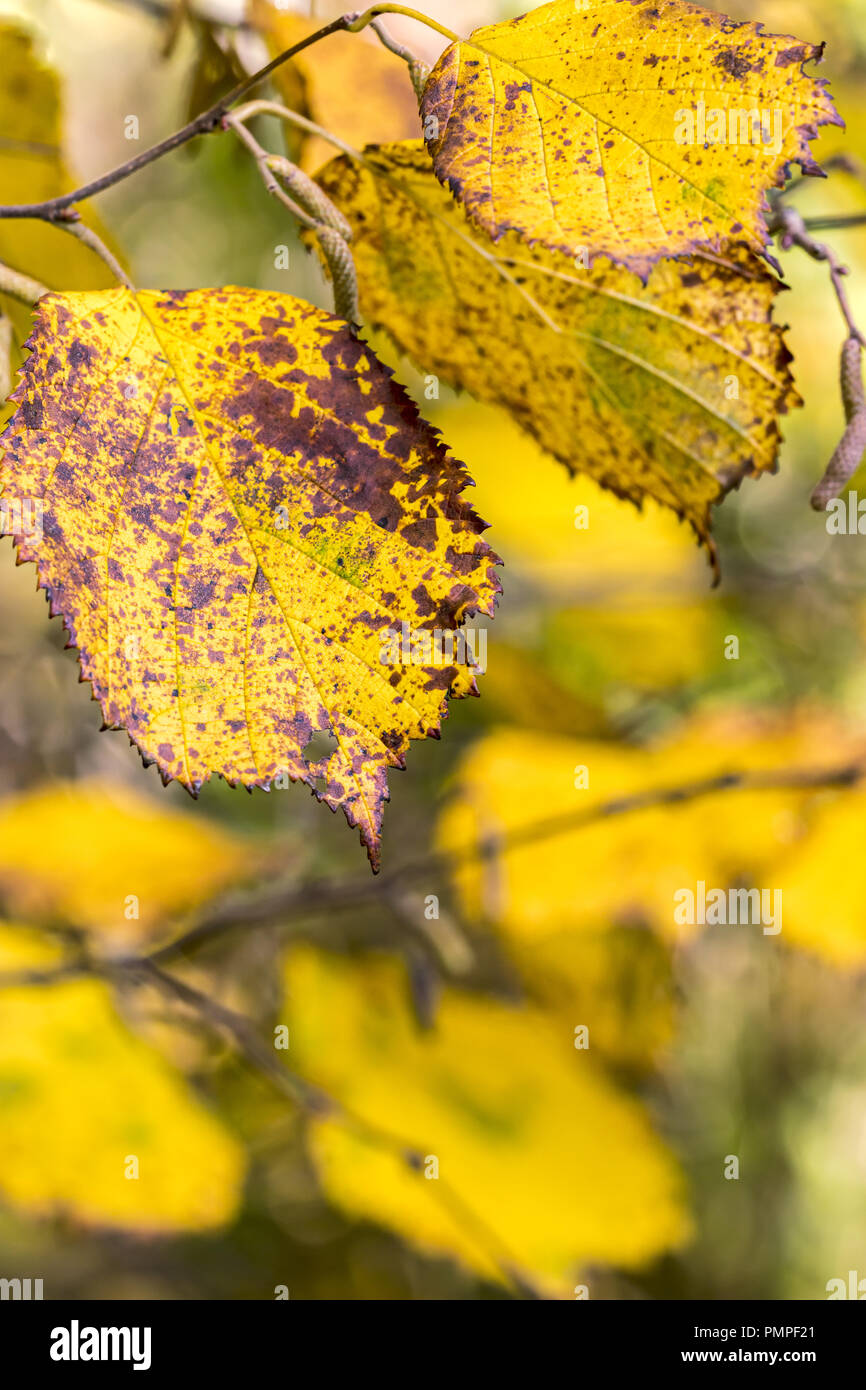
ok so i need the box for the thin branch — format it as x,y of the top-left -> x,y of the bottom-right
231,98 -> 362,164
225,112 -> 359,320
0,5 -> 455,224
369,16 -> 430,98
346,4 -> 458,44
140,754 -> 866,968
803,214 -> 866,233
223,113 -> 319,230
811,335 -> 866,508
58,219 -> 135,289
769,202 -> 866,347
0,13 -> 358,221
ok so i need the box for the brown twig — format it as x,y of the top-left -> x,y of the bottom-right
135,755 -> 866,969
57,219 -> 135,289
770,202 -> 865,346
369,16 -> 430,99
222,113 -> 319,230
223,112 -> 358,320
811,335 -> 866,508
0,13 -> 360,222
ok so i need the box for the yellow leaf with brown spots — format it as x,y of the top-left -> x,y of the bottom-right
248,0 -> 422,173
316,141 -> 798,558
420,0 -> 840,276
0,288 -> 499,868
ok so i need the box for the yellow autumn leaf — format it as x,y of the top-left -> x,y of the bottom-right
0,24 -> 120,416
545,600 -> 725,693
770,790 -> 866,967
284,945 -> 690,1292
420,0 -> 840,275
0,780 -> 248,942
249,1 -> 421,173
436,713 -> 860,942
0,923 -> 244,1232
0,287 -> 499,868
316,142 -> 798,554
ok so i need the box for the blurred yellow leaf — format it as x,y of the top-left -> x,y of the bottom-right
0,780 -> 248,941
284,945 -> 690,1291
0,924 -> 244,1232
420,0 -> 840,274
545,600 -> 724,694
249,2 -> 421,173
0,24 -> 120,418
436,713 -> 860,941
771,790 -> 866,966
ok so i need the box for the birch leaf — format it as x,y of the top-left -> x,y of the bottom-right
0,288 -> 499,868
420,0 -> 841,275
316,142 -> 798,556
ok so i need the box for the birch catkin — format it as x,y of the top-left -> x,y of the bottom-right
811,335 -> 866,510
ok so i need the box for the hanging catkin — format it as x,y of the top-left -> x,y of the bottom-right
811,335 -> 866,509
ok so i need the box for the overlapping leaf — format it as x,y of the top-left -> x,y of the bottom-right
420,0 -> 840,275
0,288 -> 499,867
316,141 -> 798,555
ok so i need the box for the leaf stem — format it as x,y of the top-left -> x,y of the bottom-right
369,16 -> 431,98
770,202 -> 865,346
348,4 -> 458,44
225,109 -> 359,321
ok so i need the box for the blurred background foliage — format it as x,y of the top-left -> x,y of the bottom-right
1,0 -> 866,1299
